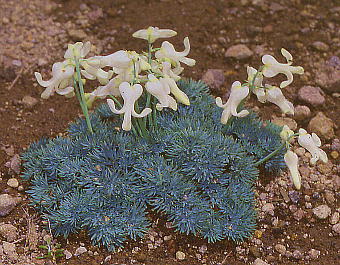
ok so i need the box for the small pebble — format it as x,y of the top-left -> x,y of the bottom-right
7,178 -> 19,188
64,249 -> 72,260
330,212 -> 339,225
176,251 -> 186,260
274,244 -> 286,255
74,246 -> 87,256
313,205 -> 331,219
308,249 -> 320,259
332,223 -> 340,234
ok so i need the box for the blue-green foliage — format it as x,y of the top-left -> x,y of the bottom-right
21,80 -> 285,251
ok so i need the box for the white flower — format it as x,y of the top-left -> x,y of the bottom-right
145,74 -> 177,111
132,26 -> 177,43
298,128 -> 328,165
160,62 -> 189,105
85,77 -> 122,108
247,66 -> 265,102
35,61 -> 75,99
107,82 -> 152,131
284,150 -> 301,190
263,85 -> 294,115
155,37 -> 196,67
90,50 -> 131,69
280,125 -> 294,142
80,60 -> 113,85
262,48 -> 304,88
215,81 -> 249,124
64,41 -> 91,60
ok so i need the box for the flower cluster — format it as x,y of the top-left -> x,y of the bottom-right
35,42 -> 113,99
35,27 -> 195,133
280,126 -> 328,189
216,48 -> 304,124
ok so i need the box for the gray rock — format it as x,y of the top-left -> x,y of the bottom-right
262,203 -> 275,215
64,249 -> 72,260
289,190 -> 300,204
292,250 -> 303,260
225,44 -> 253,60
253,258 -> 269,265
176,251 -> 186,260
312,41 -> 329,52
271,117 -> 297,131
298,86 -> 325,106
274,244 -> 286,255
2,241 -> 18,260
7,178 -> 19,188
332,223 -> 340,234
201,69 -> 225,92
74,246 -> 87,256
293,209 -> 306,221
294,105 -> 311,121
0,224 -> 17,242
315,57 -> 340,93
308,112 -> 335,140
0,194 -> 21,216
331,139 -> 340,151
22,96 -> 38,109
198,245 -> 207,254
5,154 -> 21,174
330,212 -> 339,225
312,205 -> 331,219
308,249 -> 320,260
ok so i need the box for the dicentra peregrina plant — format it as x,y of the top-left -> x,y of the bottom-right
216,48 -> 328,189
35,27 -> 195,138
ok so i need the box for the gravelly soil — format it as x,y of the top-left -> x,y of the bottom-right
0,0 -> 339,264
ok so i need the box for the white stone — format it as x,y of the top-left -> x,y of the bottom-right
313,205 -> 331,219
176,251 -> 186,260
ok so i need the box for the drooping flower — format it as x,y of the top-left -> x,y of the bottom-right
85,77 -> 122,108
155,37 -> 196,67
80,60 -> 113,85
90,50 -> 131,69
35,61 -> 75,99
247,66 -> 265,102
145,74 -> 177,111
107,82 -> 152,131
216,81 -> 249,124
284,150 -> 301,190
263,85 -> 294,115
280,125 -> 294,142
262,48 -> 304,88
132,26 -> 177,43
160,62 -> 190,105
298,128 -> 328,165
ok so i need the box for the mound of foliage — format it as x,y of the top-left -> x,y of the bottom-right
21,80 -> 285,251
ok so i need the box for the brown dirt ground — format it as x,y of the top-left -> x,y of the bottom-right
0,0 -> 339,264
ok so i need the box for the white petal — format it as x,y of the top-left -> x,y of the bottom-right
284,151 -> 301,189
311,133 -> 322,147
281,48 -> 292,63
56,86 -> 74,95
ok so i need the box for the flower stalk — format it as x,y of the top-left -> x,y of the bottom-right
74,58 -> 93,133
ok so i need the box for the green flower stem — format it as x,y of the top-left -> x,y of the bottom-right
135,101 -> 148,138
148,42 -> 152,64
109,95 -> 139,137
74,58 -> 93,134
250,66 -> 264,90
254,133 -> 299,166
152,97 -> 157,129
144,41 -> 153,130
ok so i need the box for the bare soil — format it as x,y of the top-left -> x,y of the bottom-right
0,0 -> 339,264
